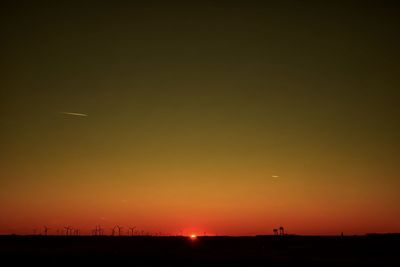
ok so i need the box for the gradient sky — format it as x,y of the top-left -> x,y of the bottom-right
1,1 -> 399,236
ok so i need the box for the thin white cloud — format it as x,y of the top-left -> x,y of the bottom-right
60,112 -> 88,117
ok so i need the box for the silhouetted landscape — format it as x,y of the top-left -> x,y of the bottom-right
2,1 -> 400,266
1,234 -> 400,266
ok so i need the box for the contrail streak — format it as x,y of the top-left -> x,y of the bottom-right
60,112 -> 88,117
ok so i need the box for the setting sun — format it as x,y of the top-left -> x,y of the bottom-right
190,234 -> 197,240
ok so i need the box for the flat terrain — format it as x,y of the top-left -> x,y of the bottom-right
0,235 -> 399,266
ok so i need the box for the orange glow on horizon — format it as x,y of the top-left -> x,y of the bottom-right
1,0 -> 400,239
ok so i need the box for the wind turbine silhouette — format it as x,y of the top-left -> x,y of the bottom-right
98,225 -> 103,236
64,226 -> 72,236
43,226 -> 50,236
92,226 -> 98,236
129,227 -> 136,236
116,225 -> 123,236
92,225 -> 103,236
74,229 -> 80,236
111,227 -> 115,236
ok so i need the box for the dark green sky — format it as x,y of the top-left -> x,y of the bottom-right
0,1 -> 399,234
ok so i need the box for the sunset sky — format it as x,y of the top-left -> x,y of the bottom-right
1,1 -> 399,236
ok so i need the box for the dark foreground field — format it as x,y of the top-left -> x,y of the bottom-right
1,234 -> 399,266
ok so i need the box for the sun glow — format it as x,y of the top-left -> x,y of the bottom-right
190,234 -> 197,240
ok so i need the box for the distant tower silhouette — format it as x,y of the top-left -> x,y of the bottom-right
279,226 -> 284,236
273,228 -> 278,236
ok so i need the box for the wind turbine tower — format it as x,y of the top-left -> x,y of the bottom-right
43,226 -> 50,236
129,227 -> 136,236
